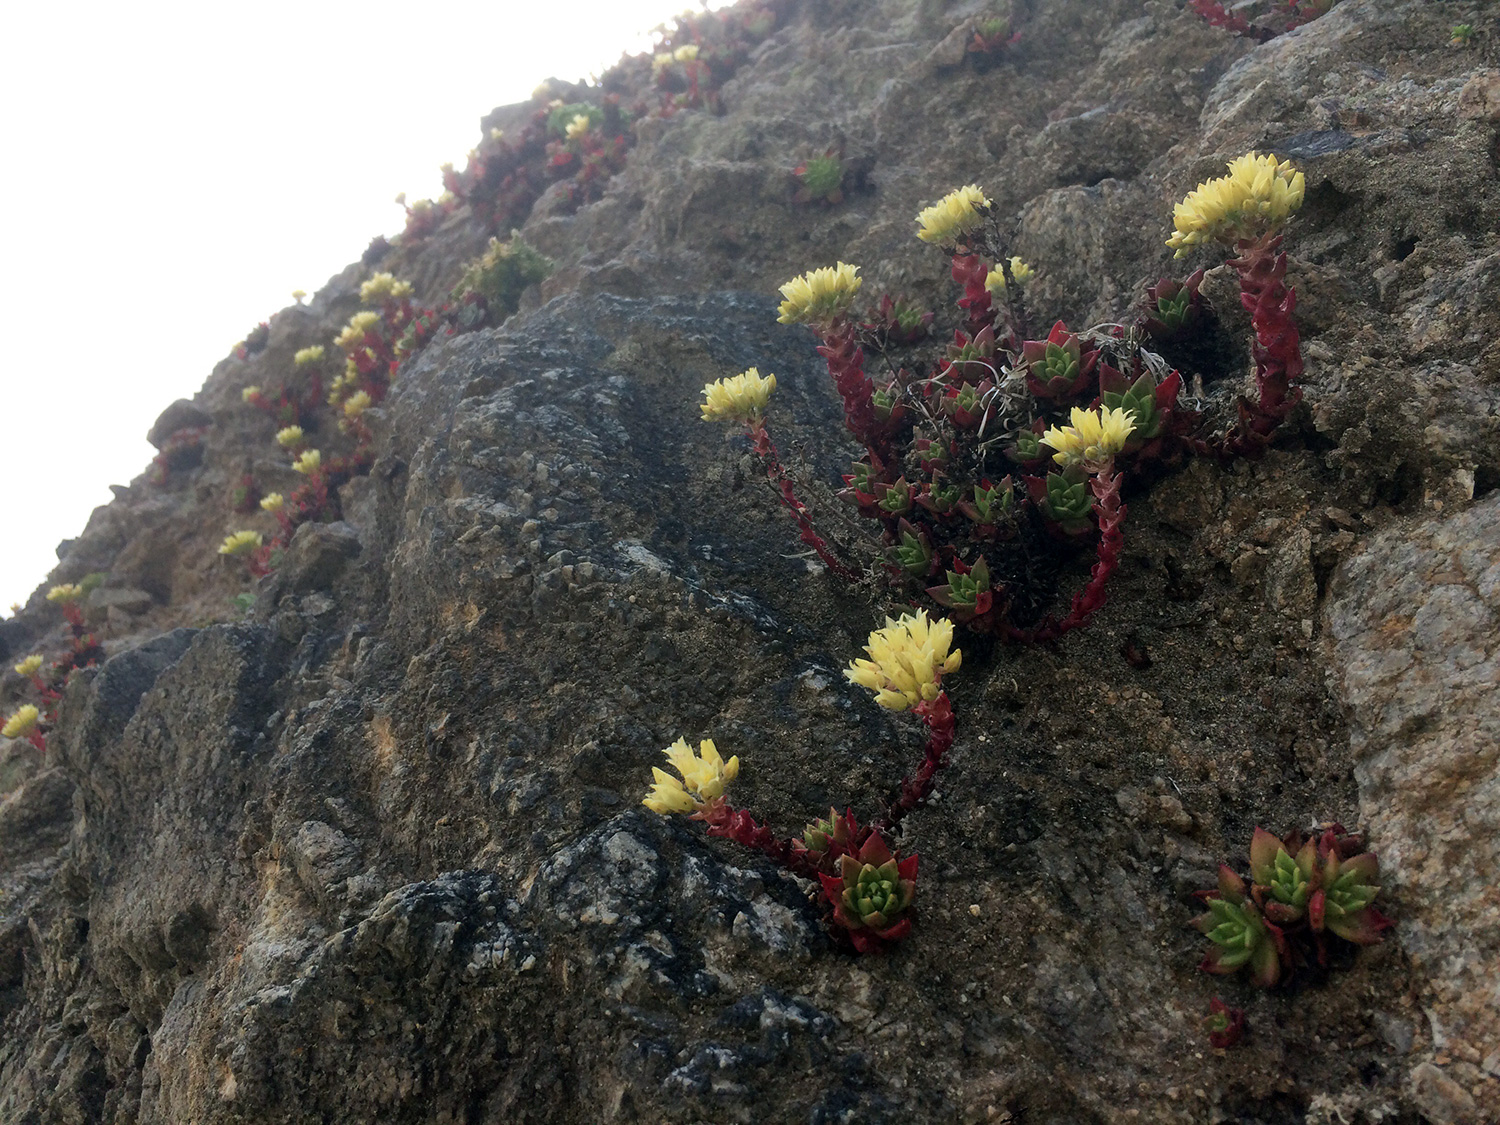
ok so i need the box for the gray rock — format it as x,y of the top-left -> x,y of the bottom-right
1327,494 -> 1500,1122
146,398 -> 214,449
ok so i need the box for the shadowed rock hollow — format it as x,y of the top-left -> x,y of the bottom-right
2,1 -> 1499,1122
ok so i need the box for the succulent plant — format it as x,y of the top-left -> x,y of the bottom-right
819,832 -> 920,953
892,520 -> 935,576
863,295 -> 934,346
1098,365 -> 1182,442
1194,865 -> 1285,987
959,477 -> 1014,525
927,556 -> 993,620
1143,269 -> 1205,339
1203,997 -> 1246,1049
1021,320 -> 1098,401
793,150 -> 846,205
1026,469 -> 1094,535
1197,825 -> 1390,986
876,476 -> 914,516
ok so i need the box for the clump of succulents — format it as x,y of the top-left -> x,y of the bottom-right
640,610 -> 962,953
697,152 -> 1307,647
1188,0 -> 1341,41
1195,825 -> 1391,987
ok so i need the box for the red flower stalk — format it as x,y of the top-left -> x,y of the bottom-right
1005,465 -> 1127,643
1220,233 -> 1303,459
694,800 -> 821,879
749,423 -> 861,583
951,254 -> 997,339
816,321 -> 888,456
873,691 -> 956,833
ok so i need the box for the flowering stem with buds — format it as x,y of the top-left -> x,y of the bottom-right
1220,233 -> 1303,459
950,254 -> 997,340
815,320 -> 886,456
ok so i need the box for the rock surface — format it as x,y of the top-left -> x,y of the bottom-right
2,0 -> 1499,1121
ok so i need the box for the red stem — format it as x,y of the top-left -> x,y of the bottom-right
951,254 -> 997,340
750,423 -> 862,583
873,692 -> 955,834
1004,466 -> 1127,643
696,801 -> 821,878
1219,233 -> 1303,459
816,320 -> 885,457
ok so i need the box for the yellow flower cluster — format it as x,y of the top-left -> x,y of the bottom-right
343,390 -> 373,417
643,737 -> 740,814
360,273 -> 414,304
219,530 -> 263,557
1167,152 -> 1305,258
916,185 -> 990,245
984,256 -> 1035,296
294,345 -> 325,368
700,368 -> 777,426
776,262 -> 862,326
846,610 -> 962,712
260,492 -> 285,513
1041,405 -> 1137,470
292,289 -> 307,303
336,311 -> 382,350
674,44 -> 699,62
276,425 -> 304,449
565,113 -> 592,140
3,704 -> 40,739
652,51 -> 674,72
46,584 -> 84,605
293,450 -> 323,475
13,654 -> 43,677
242,385 -> 261,403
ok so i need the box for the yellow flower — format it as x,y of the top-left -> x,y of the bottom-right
293,449 -> 323,475
219,530 -> 263,557
565,113 -> 592,140
343,391 -> 373,417
335,311 -> 382,350
984,256 -> 1034,296
673,44 -> 699,62
242,385 -> 262,403
700,368 -> 777,425
642,737 -> 740,814
276,425 -> 304,449
1041,405 -> 1137,470
360,272 -> 414,304
14,654 -> 43,677
915,185 -> 991,245
490,127 -> 505,141
3,704 -> 40,740
45,584 -> 84,605
846,610 -> 962,711
1167,151 -> 1305,258
260,492 -> 284,513
652,51 -> 675,72
294,345 -> 325,367
292,289 -> 306,303
776,262 -> 862,326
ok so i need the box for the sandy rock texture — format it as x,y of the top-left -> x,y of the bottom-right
2,0 -> 1499,1121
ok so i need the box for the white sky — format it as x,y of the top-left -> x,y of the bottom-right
0,0 -> 732,612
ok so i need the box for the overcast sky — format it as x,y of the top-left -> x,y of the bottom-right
0,0 -> 731,612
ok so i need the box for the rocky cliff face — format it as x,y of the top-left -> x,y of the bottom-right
3,1 -> 1499,1122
